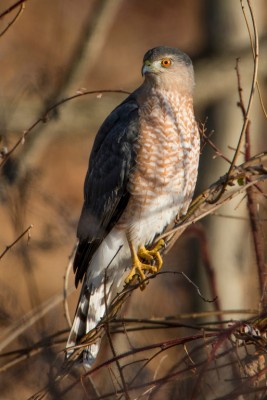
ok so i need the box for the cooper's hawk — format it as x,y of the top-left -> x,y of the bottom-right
66,46 -> 200,367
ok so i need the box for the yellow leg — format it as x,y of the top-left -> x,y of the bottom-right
125,239 -> 165,290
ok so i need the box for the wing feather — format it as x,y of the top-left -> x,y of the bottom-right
74,95 -> 139,286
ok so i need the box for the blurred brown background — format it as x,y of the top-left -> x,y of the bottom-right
0,1 -> 266,399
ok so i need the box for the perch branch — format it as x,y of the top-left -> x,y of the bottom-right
159,151 -> 267,250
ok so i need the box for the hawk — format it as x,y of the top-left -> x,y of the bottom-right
66,46 -> 200,367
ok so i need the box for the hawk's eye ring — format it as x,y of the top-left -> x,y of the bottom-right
161,58 -> 172,68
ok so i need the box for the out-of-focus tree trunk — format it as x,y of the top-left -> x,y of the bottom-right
201,0 -> 265,309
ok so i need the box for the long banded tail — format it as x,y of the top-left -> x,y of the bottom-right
66,281 -> 106,368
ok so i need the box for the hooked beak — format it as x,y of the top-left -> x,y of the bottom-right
142,60 -> 153,76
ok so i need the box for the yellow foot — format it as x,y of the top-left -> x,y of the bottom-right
138,239 -> 165,272
125,239 -> 165,290
125,258 -> 157,290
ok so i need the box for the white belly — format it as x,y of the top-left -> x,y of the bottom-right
128,191 -> 187,247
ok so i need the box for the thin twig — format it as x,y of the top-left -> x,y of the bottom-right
0,0 -> 28,19
4,0 -> 125,180
0,332 -> 66,373
0,290 -> 74,352
63,244 -> 77,328
55,333 -> 218,400
235,40 -> 267,310
104,261 -> 130,400
208,0 -> 259,204
240,0 -> 267,119
0,2 -> 24,37
179,271 -> 216,303
199,121 -> 231,164
0,224 -> 33,260
0,89 -> 130,168
158,151 -> 267,249
187,225 -> 222,318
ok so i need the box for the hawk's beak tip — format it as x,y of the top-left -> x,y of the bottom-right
142,64 -> 150,76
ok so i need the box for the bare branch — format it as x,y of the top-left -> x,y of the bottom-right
0,0 -> 28,19
0,224 -> 33,260
235,25 -> 267,310
159,152 -> 267,250
0,89 -> 130,168
63,245 -> 77,328
0,289 -> 74,352
207,0 -> 259,204
0,1 -> 25,37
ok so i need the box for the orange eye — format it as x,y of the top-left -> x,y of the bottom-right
161,58 -> 172,68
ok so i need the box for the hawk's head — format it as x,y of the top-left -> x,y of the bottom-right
141,46 -> 195,93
